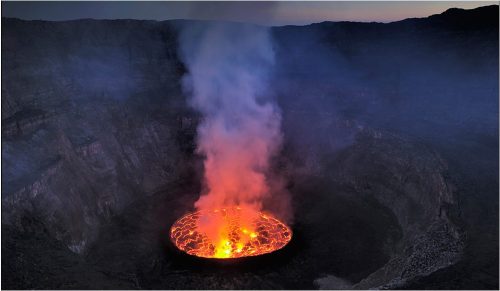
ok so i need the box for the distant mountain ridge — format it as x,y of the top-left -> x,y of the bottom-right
2,4 -> 498,28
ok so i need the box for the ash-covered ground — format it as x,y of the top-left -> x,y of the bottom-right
2,5 -> 498,289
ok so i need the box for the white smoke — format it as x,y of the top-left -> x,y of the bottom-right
179,22 -> 284,215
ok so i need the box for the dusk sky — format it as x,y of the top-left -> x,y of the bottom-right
2,1 -> 496,26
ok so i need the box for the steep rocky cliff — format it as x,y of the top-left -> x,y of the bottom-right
2,5 -> 498,289
2,18 -> 195,252
308,128 -> 464,289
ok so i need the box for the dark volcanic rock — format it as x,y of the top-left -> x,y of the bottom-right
288,127 -> 465,289
2,18 -> 193,252
2,4 -> 498,290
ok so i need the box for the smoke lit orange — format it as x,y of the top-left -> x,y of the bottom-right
170,207 -> 292,258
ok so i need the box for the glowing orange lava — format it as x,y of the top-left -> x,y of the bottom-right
170,208 -> 292,259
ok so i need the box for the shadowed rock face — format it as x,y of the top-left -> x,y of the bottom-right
2,18 -> 194,252
311,128 -> 464,289
2,5 -> 498,290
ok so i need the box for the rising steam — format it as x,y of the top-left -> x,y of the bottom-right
179,23 -> 282,216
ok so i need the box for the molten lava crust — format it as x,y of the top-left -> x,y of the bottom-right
170,208 -> 292,259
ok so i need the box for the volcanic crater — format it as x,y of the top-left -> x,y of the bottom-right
2,5 -> 498,290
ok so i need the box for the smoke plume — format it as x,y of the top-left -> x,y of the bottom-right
179,22 -> 283,216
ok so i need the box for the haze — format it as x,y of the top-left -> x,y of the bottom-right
2,1 -> 495,25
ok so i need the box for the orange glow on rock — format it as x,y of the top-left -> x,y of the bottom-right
170,207 -> 292,259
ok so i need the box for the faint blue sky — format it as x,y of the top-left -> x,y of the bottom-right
2,1 -> 496,26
